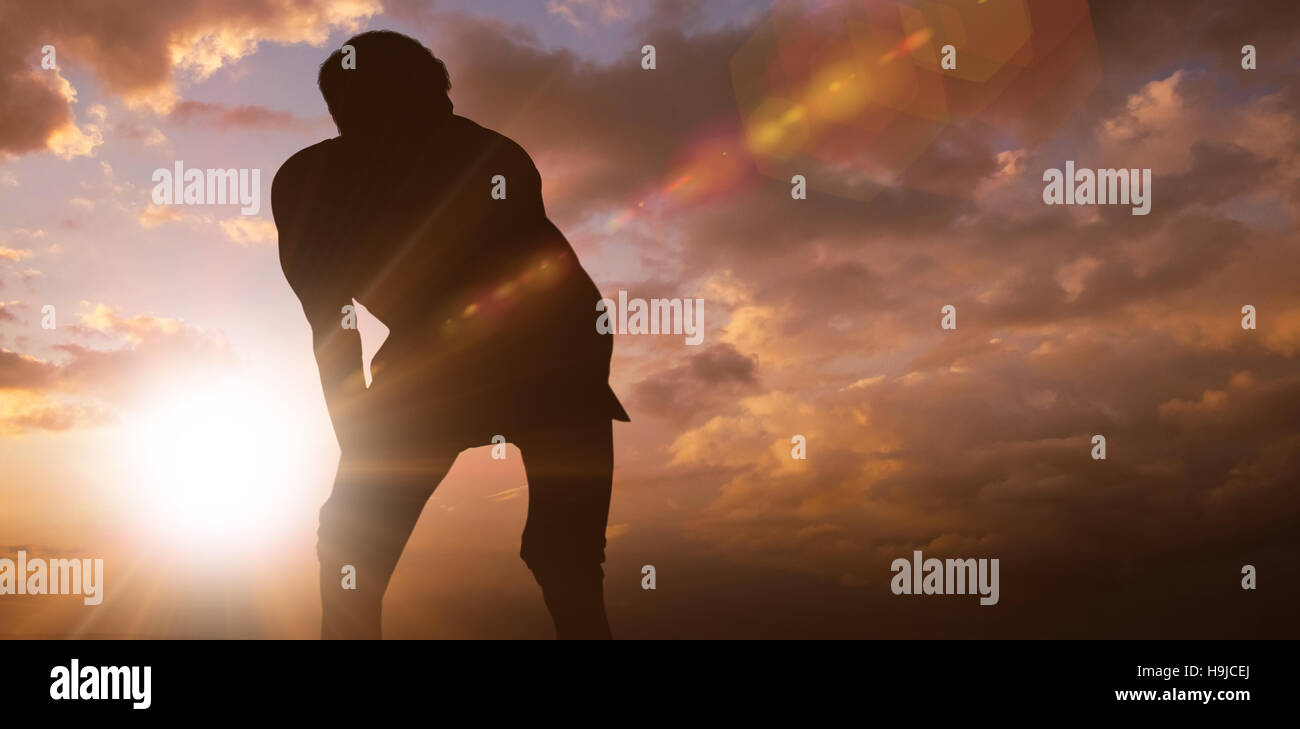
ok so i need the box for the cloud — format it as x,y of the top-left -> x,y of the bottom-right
631,343 -> 760,424
545,0 -> 632,31
0,303 -> 232,434
0,0 -> 379,155
109,121 -> 168,147
0,49 -> 74,157
44,79 -> 105,160
1090,0 -> 1300,78
136,204 -> 187,229
168,101 -> 324,132
0,349 -> 58,390
0,248 -> 34,262
0,390 -> 115,435
219,217 -> 278,246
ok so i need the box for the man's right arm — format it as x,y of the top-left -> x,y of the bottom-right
272,148 -> 369,447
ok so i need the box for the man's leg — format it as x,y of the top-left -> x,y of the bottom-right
317,448 -> 455,639
515,419 -> 615,640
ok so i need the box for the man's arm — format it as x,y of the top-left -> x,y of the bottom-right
272,149 -> 370,448
501,140 -> 625,419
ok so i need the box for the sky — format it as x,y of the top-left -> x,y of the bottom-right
1,0 -> 1298,638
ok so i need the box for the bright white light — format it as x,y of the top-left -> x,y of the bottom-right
123,373 -> 313,556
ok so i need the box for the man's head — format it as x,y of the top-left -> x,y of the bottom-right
319,30 -> 452,137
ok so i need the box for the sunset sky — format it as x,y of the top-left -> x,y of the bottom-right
1,0 -> 1298,638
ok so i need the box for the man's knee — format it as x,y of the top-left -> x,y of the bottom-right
315,483 -> 428,568
316,488 -> 365,557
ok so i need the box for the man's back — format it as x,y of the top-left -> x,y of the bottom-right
275,115 -> 626,446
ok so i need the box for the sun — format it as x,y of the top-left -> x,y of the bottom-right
120,371 -> 319,557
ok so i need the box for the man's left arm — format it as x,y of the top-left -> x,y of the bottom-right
503,143 -> 618,393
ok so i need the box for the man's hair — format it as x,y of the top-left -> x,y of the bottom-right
318,30 -> 452,136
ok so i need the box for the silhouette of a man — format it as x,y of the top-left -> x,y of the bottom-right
273,31 -> 628,639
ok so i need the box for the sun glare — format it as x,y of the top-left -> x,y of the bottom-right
121,373 -> 317,556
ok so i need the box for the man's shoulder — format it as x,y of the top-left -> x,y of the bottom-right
449,116 -> 534,171
274,138 -> 341,191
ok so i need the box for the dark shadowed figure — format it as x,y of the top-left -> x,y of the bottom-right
273,30 -> 628,639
